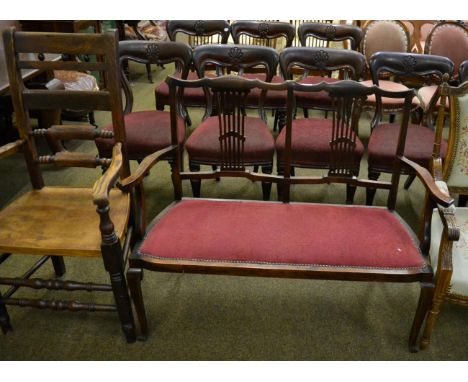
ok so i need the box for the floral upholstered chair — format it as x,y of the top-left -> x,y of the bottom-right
419,79 -> 468,349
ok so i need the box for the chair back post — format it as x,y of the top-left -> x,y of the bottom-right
432,74 -> 450,179
282,84 -> 295,203
118,40 -> 193,114
167,76 -> 183,200
298,22 -> 363,50
2,27 -> 43,188
388,93 -> 414,210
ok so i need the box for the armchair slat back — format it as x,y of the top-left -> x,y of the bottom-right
2,28 -> 129,187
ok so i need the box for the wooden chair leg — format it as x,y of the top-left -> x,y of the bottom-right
459,195 -> 467,207
420,270 -> 452,350
261,165 -> 272,201
346,185 -> 357,205
404,174 -> 416,190
273,110 -> 279,132
0,290 -> 13,334
303,108 -> 309,118
88,111 -> 97,127
366,170 -> 380,206
51,256 -> 66,277
189,162 -> 201,197
102,243 -> 136,343
408,281 -> 434,353
127,267 -> 148,341
276,163 -> 284,201
146,63 -> 153,83
212,165 -> 220,182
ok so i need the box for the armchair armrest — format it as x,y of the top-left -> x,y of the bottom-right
92,143 -> 123,208
118,145 -> 177,191
0,139 -> 25,160
400,156 -> 454,207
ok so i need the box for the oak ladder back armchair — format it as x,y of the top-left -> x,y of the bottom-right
0,28 -> 144,342
124,75 -> 453,352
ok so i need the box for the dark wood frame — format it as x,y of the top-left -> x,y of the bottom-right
298,22 -> 363,51
124,75 -> 454,352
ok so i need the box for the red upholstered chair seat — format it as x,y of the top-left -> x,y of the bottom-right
241,73 -> 287,108
295,76 -> 339,108
361,79 -> 420,109
275,118 -> 365,168
186,116 -> 275,165
138,199 -> 425,270
368,123 -> 448,170
155,71 -> 211,108
96,111 -> 185,160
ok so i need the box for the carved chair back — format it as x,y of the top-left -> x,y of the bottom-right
279,47 -> 366,81
290,20 -> 334,47
361,20 -> 411,72
192,44 -> 279,120
231,21 -> 296,52
433,80 -> 468,194
424,21 -> 468,83
284,80 -> 415,207
167,75 -> 414,208
168,75 -> 288,196
298,22 -> 363,51
2,28 -> 129,189
369,51 -> 454,128
166,20 -> 231,48
118,40 -> 192,114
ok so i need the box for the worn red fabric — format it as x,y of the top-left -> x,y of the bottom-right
186,116 -> 275,165
155,71 -> 210,107
139,199 -> 425,269
368,123 -> 448,170
295,76 -> 339,108
96,111 -> 185,159
275,118 -> 364,168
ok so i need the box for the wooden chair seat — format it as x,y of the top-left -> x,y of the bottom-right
368,123 -> 448,172
0,187 -> 130,257
276,118 -> 364,168
136,199 -> 426,272
430,207 -> 468,296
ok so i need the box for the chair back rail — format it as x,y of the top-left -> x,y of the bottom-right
298,22 -> 363,50
118,40 -> 192,114
279,47 -> 366,80
290,20 -> 334,47
2,28 -> 128,188
167,20 -> 231,47
460,60 -> 468,83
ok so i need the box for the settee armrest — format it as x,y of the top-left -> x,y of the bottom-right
400,156 -> 454,207
118,145 -> 177,191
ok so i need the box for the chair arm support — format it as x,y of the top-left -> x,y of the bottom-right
118,145 -> 177,191
437,203 -> 460,242
92,143 -> 123,208
400,156 -> 454,207
0,139 -> 25,160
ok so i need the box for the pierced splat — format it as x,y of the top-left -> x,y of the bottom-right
329,95 -> 365,177
212,89 -> 250,171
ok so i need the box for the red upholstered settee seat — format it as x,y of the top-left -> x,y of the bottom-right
138,199 -> 425,270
